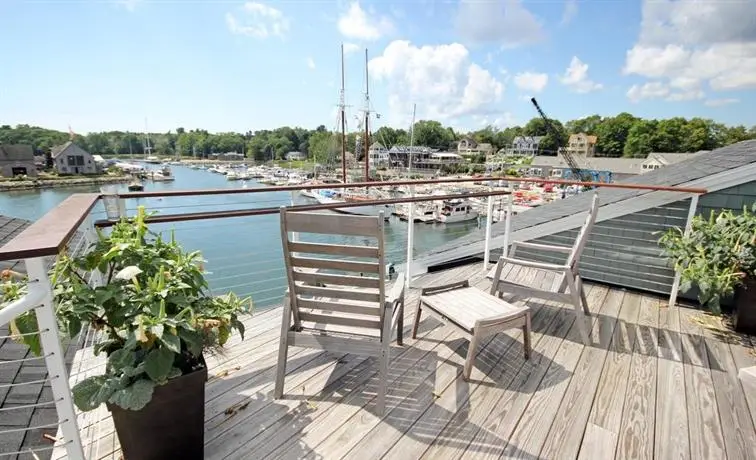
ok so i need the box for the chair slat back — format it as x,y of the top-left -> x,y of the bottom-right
280,208 -> 387,330
566,192 -> 600,271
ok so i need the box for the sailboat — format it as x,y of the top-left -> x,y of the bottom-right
314,46 -> 392,220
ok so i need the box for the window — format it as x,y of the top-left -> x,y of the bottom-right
67,155 -> 75,166
76,156 -> 84,166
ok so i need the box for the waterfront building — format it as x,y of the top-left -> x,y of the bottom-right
0,144 -> 37,178
51,141 -> 99,175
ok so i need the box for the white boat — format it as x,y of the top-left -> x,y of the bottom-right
144,155 -> 161,164
435,199 -> 478,223
315,189 -> 391,220
226,171 -> 242,180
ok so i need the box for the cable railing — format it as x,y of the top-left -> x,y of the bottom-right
0,175 -> 708,458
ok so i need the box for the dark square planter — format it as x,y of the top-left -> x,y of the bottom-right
107,365 -> 208,460
734,276 -> 756,335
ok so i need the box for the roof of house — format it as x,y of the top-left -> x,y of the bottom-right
0,145 -> 34,162
646,152 -> 707,165
415,139 -> 756,269
51,141 -> 74,159
512,136 -> 544,144
568,133 -> 598,143
530,155 -> 646,175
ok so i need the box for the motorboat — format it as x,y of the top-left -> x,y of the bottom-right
127,180 -> 144,192
435,199 -> 478,223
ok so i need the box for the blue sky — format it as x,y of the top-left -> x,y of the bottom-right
2,0 -> 754,134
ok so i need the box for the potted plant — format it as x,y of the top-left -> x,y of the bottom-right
52,206 -> 251,460
659,204 -> 756,333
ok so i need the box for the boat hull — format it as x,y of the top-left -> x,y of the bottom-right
437,212 -> 479,224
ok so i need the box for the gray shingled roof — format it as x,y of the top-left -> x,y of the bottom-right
51,141 -> 74,159
416,139 -> 756,265
0,145 -> 34,162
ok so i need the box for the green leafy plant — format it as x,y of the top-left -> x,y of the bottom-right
0,270 -> 42,356
659,203 -> 756,313
53,206 -> 251,412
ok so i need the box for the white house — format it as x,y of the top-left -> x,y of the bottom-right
641,152 -> 706,173
285,151 -> 306,161
509,136 -> 544,155
51,142 -> 99,175
368,142 -> 390,168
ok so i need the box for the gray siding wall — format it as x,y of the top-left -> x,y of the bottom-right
511,200 -> 688,295
506,180 -> 756,299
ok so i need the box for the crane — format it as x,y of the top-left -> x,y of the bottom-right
530,97 -> 594,184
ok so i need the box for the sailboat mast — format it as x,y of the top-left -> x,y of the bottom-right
363,48 -> 370,182
339,44 -> 347,184
144,118 -> 152,158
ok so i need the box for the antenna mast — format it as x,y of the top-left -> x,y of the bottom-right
144,117 -> 152,157
363,48 -> 370,182
339,44 -> 347,184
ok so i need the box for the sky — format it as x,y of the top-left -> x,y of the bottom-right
1,0 -> 755,134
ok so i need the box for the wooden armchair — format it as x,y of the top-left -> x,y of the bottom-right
274,208 -> 405,414
489,192 -> 599,344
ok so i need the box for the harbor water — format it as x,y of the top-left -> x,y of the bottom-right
0,165 -> 482,308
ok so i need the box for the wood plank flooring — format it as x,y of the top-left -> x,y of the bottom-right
52,262 -> 756,460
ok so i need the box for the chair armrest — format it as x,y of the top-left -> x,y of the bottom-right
500,256 -> 568,272
387,272 -> 406,307
420,279 -> 470,296
512,241 -> 571,254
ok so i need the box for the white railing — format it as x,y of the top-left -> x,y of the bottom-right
0,261 -> 85,459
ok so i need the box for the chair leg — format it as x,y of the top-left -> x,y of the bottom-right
377,345 -> 389,415
412,299 -> 423,339
522,313 -> 532,360
396,297 -> 405,346
577,275 -> 590,316
464,334 -> 481,381
565,273 -> 591,345
274,302 -> 292,399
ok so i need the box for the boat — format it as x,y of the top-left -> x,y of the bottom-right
435,199 -> 479,223
127,180 -> 144,192
226,171 -> 242,181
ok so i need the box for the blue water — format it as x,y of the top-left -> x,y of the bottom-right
0,165 -> 481,307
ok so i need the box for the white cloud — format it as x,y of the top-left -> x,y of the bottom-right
627,82 -> 669,102
561,0 -> 578,26
343,43 -> 360,55
623,0 -> 756,102
705,98 -> 740,107
559,57 -> 603,93
338,2 -> 394,41
513,72 -> 548,93
225,2 -> 290,39
455,0 -> 544,48
626,81 -> 704,103
369,40 -> 504,125
306,57 -> 316,70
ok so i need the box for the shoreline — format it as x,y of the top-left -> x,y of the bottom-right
0,175 -> 129,191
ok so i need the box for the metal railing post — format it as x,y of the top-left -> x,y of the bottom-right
668,193 -> 700,307
483,194 -> 494,268
503,194 -> 513,257
405,186 -> 415,289
24,257 -> 85,459
83,215 -> 104,287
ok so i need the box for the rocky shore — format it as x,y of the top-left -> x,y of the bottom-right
0,175 -> 129,191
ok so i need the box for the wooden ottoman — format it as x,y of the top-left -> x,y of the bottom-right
412,280 -> 532,380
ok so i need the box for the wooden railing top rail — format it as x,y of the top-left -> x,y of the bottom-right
0,175 -> 709,261
114,175 -> 708,199
0,193 -> 100,261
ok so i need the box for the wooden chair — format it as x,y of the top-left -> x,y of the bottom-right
274,208 -> 405,414
489,192 -> 599,344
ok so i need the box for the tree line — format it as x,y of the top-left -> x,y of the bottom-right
2,113 -> 754,164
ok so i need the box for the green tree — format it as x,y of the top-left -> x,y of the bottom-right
594,113 -> 638,157
523,117 -> 566,154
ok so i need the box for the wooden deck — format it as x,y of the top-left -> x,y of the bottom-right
55,262 -> 756,460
